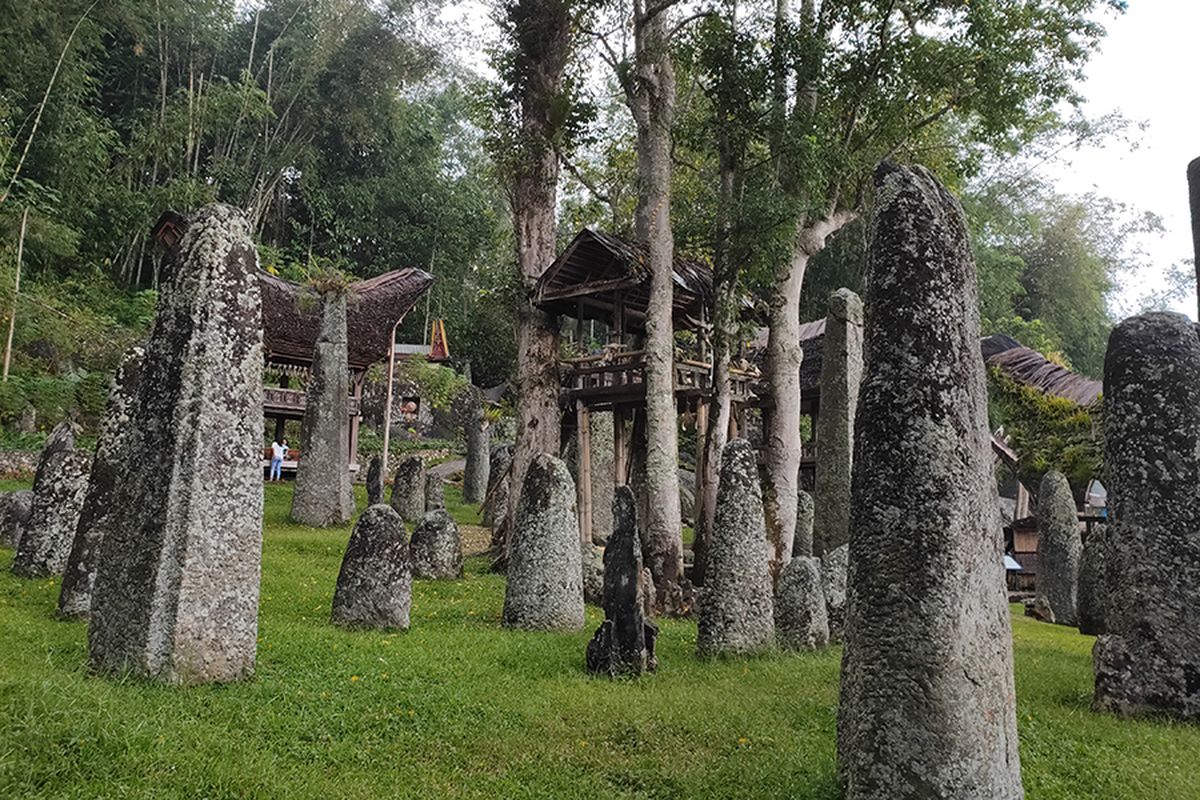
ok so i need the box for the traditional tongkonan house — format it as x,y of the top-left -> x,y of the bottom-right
151,211 -> 433,473
260,269 -> 433,471
534,228 -> 758,542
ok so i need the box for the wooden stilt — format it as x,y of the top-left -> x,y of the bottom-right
576,400 -> 592,545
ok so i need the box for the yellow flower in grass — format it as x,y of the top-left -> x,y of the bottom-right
350,675 -> 360,682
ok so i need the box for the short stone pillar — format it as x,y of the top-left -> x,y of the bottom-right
389,455 -> 426,526
586,486 -> 657,675
462,398 -> 490,504
87,203 -> 264,684
291,290 -> 353,527
821,543 -> 849,641
837,164 -> 1023,799
365,455 -> 384,506
409,508 -> 462,579
696,438 -> 774,658
424,473 -> 445,510
588,411 -> 616,544
775,556 -> 829,650
793,489 -> 814,557
483,444 -> 513,528
502,453 -> 585,631
812,288 -> 863,557
12,422 -> 91,578
1034,470 -> 1081,626
57,346 -> 144,619
1093,311 -> 1200,720
0,490 -> 33,549
1077,522 -> 1110,636
331,505 -> 412,630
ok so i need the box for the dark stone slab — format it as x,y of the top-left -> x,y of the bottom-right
331,504 -> 412,630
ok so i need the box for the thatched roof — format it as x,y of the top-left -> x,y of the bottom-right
534,228 -> 712,330
748,323 -> 1101,406
980,334 -> 1102,406
261,268 -> 434,370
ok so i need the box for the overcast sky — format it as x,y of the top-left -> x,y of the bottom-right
1045,2 -> 1199,318
437,1 -> 1198,316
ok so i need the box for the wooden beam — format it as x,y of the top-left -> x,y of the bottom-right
576,401 -> 593,546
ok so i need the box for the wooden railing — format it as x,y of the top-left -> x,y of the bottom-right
560,349 -> 756,405
263,387 -> 360,416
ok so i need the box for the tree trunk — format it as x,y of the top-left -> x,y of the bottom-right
762,213 -> 856,566
629,4 -> 684,605
499,0 -> 573,559
693,137 -> 739,586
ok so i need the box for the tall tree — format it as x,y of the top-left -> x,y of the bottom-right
757,0 -> 1121,561
491,0 -> 579,550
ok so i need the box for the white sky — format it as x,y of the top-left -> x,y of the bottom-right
437,1 -> 1199,315
1044,1 -> 1200,318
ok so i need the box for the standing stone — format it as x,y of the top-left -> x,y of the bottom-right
794,489 -> 815,557
1034,470 -> 1081,626
331,505 -> 411,629
57,346 -> 145,619
365,455 -> 384,507
775,556 -> 829,651
502,453 -> 585,631
290,291 -> 353,527
587,486 -> 657,675
462,397 -> 490,504
409,508 -> 462,579
581,542 -> 604,606
838,164 -> 1022,799
424,473 -> 445,510
12,448 -> 91,578
389,455 -> 426,526
589,411 -> 616,544
1093,312 -> 1200,721
1077,522 -> 1110,636
484,443 -> 513,535
696,438 -> 774,657
87,203 -> 264,684
0,490 -> 33,549
812,288 -> 863,557
821,543 -> 849,641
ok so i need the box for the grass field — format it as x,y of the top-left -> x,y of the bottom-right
2,480 -> 1198,799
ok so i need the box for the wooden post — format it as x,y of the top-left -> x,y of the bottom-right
613,408 -> 626,487
693,401 -> 709,528
3,207 -> 28,382
575,297 -> 585,354
381,319 -> 401,478
576,400 -> 592,545
348,370 -> 364,468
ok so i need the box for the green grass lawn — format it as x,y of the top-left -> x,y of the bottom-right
2,481 -> 1198,798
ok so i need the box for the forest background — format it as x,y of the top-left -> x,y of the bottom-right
0,0 -> 1190,454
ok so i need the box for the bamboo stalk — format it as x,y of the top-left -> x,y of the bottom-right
3,207 -> 29,381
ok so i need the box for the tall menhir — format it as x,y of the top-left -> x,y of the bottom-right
87,204 -> 264,684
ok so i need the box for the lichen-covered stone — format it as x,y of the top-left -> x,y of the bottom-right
794,489 -> 814,557
812,288 -> 863,557
331,505 -> 411,629
1034,470 -> 1081,626
586,486 -> 655,675
582,542 -> 604,606
502,453 -> 584,631
57,346 -> 144,619
821,543 -> 849,641
365,455 -> 384,506
389,455 -> 426,525
1093,311 -> 1200,721
424,473 -> 445,511
1077,522 -> 1110,636
87,203 -> 264,685
696,438 -> 774,657
0,490 -> 33,549
462,400 -> 490,504
12,449 -> 91,578
775,556 -> 829,651
838,164 -> 1022,800
291,291 -> 353,527
409,508 -> 462,580
483,444 -> 513,532
589,411 -> 616,544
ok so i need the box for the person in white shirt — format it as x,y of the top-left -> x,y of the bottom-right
270,438 -> 287,481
